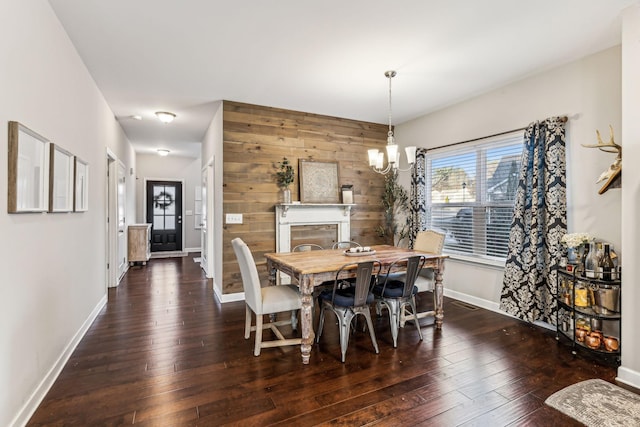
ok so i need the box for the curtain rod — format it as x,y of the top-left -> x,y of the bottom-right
424,116 -> 568,152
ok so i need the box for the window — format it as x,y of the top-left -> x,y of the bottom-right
425,132 -> 523,261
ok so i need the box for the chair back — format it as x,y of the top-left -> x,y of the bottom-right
383,255 -> 427,298
332,241 -> 362,250
231,238 -> 262,314
334,260 -> 380,306
292,243 -> 324,252
414,230 -> 445,254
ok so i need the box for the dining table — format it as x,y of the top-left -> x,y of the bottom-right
263,244 -> 448,364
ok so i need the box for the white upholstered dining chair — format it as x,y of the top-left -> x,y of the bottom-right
231,238 -> 302,356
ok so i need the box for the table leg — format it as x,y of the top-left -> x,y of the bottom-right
299,275 -> 314,364
434,259 -> 445,329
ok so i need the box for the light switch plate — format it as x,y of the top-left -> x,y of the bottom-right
226,213 -> 243,224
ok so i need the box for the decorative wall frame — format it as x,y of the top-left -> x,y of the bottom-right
49,144 -> 75,212
299,160 -> 340,203
7,121 -> 50,213
74,157 -> 89,212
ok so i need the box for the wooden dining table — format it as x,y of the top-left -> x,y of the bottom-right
264,244 -> 448,364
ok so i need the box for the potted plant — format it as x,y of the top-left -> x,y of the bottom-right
275,157 -> 295,203
375,170 -> 410,246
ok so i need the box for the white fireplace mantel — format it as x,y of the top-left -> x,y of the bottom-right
275,203 -> 354,252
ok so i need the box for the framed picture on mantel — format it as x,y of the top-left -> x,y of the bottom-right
299,160 -> 340,203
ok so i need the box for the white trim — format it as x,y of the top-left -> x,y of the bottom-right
213,285 -> 244,303
444,288 -> 500,312
106,148 -> 118,288
442,288 -> 555,331
617,367 -> 640,390
10,295 -> 107,427
445,253 -> 506,269
184,247 -> 201,253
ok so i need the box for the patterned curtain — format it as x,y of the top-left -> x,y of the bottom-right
409,148 -> 427,248
499,117 -> 567,324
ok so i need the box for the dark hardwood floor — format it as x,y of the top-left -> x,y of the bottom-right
28,255 -> 625,426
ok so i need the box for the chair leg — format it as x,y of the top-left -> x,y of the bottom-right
316,305 -> 326,343
339,310 -> 355,363
400,304 -> 411,328
407,299 -> 423,342
386,300 -> 400,348
244,305 -> 252,339
254,314 -> 263,356
362,310 -> 380,354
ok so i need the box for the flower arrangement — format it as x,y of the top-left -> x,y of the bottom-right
275,157 -> 295,189
561,232 -> 593,248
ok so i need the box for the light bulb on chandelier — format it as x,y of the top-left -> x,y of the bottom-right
368,70 -> 416,174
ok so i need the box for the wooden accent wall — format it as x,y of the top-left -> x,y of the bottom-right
222,101 -> 389,294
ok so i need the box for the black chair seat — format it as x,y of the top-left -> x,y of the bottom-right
373,280 -> 418,298
319,288 -> 374,307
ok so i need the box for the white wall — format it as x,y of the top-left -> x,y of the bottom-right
0,1 -> 135,426
201,102 -> 224,299
135,154 -> 202,250
397,45 -> 630,379
618,3 -> 640,389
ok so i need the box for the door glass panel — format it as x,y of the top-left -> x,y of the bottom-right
164,186 -> 176,215
153,186 -> 165,215
153,215 -> 165,230
165,216 -> 175,230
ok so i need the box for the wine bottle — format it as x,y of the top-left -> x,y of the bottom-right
584,242 -> 599,279
601,243 -> 615,281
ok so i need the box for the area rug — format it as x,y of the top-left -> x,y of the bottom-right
545,379 -> 640,426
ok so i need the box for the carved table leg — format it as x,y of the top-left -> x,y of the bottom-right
299,275 -> 314,364
267,261 -> 278,323
434,259 -> 445,329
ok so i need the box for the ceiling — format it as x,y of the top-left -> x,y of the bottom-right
48,0 -> 636,158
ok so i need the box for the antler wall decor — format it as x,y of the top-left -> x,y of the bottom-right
581,125 -> 622,194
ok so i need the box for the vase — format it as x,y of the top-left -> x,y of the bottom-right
282,188 -> 291,204
579,242 -> 589,276
567,247 -> 577,264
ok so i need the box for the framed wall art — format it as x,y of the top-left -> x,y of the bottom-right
49,143 -> 75,212
7,121 -> 50,213
74,157 -> 89,212
299,160 -> 340,203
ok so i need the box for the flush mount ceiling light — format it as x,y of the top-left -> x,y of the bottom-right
157,149 -> 170,156
368,71 -> 416,175
155,111 -> 176,124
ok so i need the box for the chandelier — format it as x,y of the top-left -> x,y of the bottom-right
368,71 -> 416,174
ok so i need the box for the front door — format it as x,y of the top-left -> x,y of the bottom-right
146,180 -> 183,252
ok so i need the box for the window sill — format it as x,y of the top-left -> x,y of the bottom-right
444,253 -> 506,269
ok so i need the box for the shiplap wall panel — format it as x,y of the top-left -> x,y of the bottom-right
222,101 -> 388,294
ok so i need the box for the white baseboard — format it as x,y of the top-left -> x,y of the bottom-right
616,366 -> 640,390
444,289 -> 501,313
184,247 -> 200,253
11,294 -> 107,427
443,289 -> 555,331
213,284 -> 244,303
